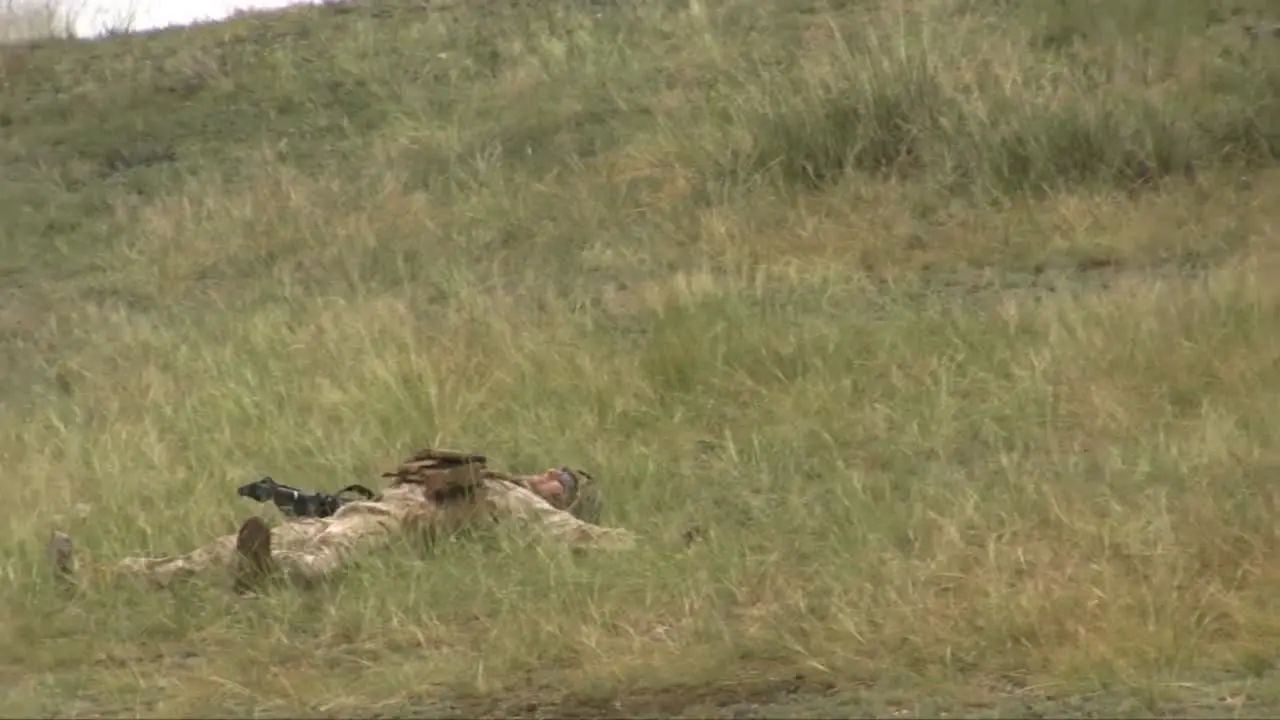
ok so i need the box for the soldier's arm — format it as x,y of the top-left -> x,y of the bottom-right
483,479 -> 636,551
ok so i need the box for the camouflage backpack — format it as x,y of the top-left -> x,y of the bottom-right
381,448 -> 489,503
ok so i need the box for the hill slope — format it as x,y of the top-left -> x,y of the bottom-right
2,0 -> 1280,716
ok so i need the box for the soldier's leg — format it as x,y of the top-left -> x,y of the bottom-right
48,518 -> 329,590
484,479 -> 637,550
48,529 -> 237,589
248,500 -> 429,588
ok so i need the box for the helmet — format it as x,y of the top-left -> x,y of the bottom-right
557,467 -> 603,524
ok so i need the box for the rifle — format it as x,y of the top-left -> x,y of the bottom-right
236,477 -> 378,519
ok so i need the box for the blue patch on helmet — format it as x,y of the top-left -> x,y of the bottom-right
557,469 -> 577,497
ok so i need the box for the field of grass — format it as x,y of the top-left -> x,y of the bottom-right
2,0 -> 1279,715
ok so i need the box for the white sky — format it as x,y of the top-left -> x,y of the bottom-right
63,0 -> 334,37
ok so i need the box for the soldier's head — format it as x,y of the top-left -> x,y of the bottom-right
524,467 -> 603,523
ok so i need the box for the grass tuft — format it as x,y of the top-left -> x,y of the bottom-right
734,0 -> 1277,197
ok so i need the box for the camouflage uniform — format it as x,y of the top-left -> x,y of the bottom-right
49,451 -> 634,591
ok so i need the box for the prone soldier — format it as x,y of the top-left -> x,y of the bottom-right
48,448 -> 636,592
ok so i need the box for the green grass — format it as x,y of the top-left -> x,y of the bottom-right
2,0 -> 1280,715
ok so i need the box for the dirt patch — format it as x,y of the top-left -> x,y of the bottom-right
447,673 -> 1280,719
472,673 -> 839,719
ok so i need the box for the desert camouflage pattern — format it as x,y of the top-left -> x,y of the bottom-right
58,452 -> 634,589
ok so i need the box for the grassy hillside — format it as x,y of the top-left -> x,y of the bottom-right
2,0 -> 1279,715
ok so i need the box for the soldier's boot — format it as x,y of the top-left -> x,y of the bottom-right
47,530 -> 75,587
233,516 -> 275,594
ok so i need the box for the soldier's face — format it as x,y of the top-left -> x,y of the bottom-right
527,469 -> 568,507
